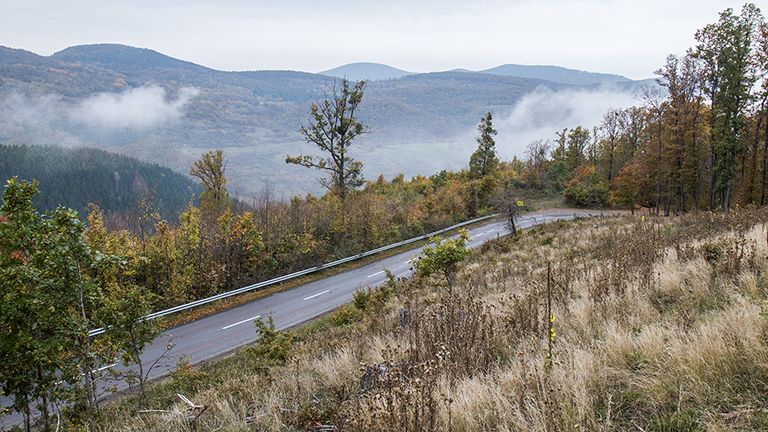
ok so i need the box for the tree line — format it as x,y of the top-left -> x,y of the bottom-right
0,144 -> 200,222
545,4 -> 767,213
1,3 -> 766,429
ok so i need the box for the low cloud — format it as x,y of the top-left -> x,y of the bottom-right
493,86 -> 641,159
301,82 -> 649,194
72,86 -> 199,129
0,85 -> 199,149
358,85 -> 647,185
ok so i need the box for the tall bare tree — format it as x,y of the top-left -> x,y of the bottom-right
287,79 -> 368,199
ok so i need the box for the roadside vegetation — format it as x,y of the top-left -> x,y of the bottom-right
93,207 -> 768,431
2,3 -> 768,430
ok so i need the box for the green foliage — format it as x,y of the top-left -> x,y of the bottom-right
649,410 -> 701,432
190,149 -> 230,214
384,269 -> 399,295
170,355 -> 209,394
469,112 -> 500,179
565,126 -> 591,174
287,79 -> 368,198
352,289 -> 371,311
100,284 -> 159,405
416,229 -> 471,291
701,242 -> 725,264
250,315 -> 294,364
546,159 -> 570,190
563,165 -> 610,207
0,177 -> 109,427
329,305 -> 361,327
564,182 -> 610,208
693,4 -> 763,209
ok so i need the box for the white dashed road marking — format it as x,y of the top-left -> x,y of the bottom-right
366,270 -> 385,278
222,315 -> 262,330
303,290 -> 330,301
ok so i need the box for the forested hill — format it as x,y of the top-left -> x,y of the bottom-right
0,144 -> 200,220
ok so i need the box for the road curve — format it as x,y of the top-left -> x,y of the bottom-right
0,210 -> 594,429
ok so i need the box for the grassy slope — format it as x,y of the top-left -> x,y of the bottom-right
96,209 -> 768,431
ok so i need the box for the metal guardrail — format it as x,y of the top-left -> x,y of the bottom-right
88,213 -> 498,336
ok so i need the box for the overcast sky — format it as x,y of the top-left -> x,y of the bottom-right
0,0 -> 756,79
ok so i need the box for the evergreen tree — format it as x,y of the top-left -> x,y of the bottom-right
469,112 -> 500,178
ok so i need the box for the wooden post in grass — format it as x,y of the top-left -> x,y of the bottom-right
546,262 -> 555,369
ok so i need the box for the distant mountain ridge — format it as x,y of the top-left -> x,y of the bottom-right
479,64 -> 630,86
320,62 -> 413,81
319,61 -> 631,86
0,43 -> 653,196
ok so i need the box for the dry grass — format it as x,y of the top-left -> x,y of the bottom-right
94,208 -> 768,431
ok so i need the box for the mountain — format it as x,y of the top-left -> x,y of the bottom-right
52,44 -> 208,72
318,62 -> 631,86
320,62 -> 413,81
0,44 -> 653,196
0,144 -> 200,220
479,64 -> 630,86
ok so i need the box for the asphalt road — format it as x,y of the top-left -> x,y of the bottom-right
0,210 -> 592,429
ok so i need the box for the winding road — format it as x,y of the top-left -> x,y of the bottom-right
0,210 -> 593,429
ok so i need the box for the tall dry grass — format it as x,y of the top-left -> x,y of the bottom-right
96,209 -> 768,431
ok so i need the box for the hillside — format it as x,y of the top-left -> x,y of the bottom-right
95,209 -> 768,431
0,44 -> 652,196
0,144 -> 200,220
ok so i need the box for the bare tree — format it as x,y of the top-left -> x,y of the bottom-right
525,139 -> 552,187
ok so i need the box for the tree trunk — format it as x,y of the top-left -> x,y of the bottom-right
655,118 -> 663,215
709,105 -> 718,210
22,395 -> 31,432
137,346 -> 146,407
508,207 -> 517,236
691,94 -> 702,208
36,366 -> 50,432
747,120 -> 759,204
762,109 -> 768,206
76,264 -> 98,424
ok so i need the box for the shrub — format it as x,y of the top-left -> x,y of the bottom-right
249,314 -> 294,364
329,304 -> 360,326
564,181 -> 609,208
170,355 -> 209,394
352,289 -> 371,311
701,242 -> 724,264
